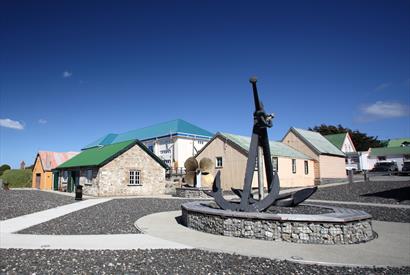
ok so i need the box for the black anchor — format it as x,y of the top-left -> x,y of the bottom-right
205,77 -> 317,212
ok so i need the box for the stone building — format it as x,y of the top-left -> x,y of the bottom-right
55,140 -> 168,196
195,132 -> 315,189
82,119 -> 213,174
282,128 -> 346,184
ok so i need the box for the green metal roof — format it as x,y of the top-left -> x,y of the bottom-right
369,146 -> 410,157
387,138 -> 410,148
290,128 -> 345,157
84,119 -> 213,149
219,132 -> 311,160
57,140 -> 168,169
324,133 -> 347,150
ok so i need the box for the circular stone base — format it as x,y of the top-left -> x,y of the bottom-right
181,201 -> 375,244
174,187 -> 211,198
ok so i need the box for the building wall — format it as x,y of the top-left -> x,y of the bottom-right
174,137 -> 208,169
318,155 -> 347,179
142,135 -> 209,170
31,157 -> 53,190
81,144 -> 166,196
196,137 -> 246,190
368,155 -> 406,171
196,137 -> 315,189
276,157 -> 315,187
143,136 -> 173,167
282,131 -> 319,161
341,136 -> 356,153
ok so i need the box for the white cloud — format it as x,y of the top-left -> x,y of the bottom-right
358,101 -> 410,122
0,118 -> 24,130
374,82 -> 391,92
62,71 -> 72,78
38,119 -> 47,124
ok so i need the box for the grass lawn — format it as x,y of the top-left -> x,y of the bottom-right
0,169 -> 32,188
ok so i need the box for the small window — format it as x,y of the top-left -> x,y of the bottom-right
63,171 -> 68,180
304,161 -> 309,175
292,159 -> 296,174
129,170 -> 141,185
216,157 -> 223,168
86,169 -> 93,184
148,145 -> 154,152
272,157 -> 278,172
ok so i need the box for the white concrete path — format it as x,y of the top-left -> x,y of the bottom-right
136,211 -> 410,268
0,198 -> 190,250
1,198 -> 112,233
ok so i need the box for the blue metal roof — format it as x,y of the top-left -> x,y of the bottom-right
83,119 -> 213,149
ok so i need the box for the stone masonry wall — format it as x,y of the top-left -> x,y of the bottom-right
175,187 -> 211,198
87,144 -> 166,196
183,210 -> 374,244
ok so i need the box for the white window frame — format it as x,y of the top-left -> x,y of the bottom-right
272,157 -> 278,172
215,157 -> 223,168
292,159 -> 296,174
129,170 -> 142,186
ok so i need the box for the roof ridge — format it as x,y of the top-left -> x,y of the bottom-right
119,119 -> 181,135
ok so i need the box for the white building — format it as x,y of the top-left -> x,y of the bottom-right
324,133 -> 359,171
367,146 -> 410,171
83,119 -> 213,173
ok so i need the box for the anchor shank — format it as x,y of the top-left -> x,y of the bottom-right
239,132 -> 259,211
259,127 -> 274,191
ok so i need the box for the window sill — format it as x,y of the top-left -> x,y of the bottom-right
128,184 -> 143,187
84,183 -> 92,186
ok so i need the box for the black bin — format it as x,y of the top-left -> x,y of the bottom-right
75,185 -> 83,200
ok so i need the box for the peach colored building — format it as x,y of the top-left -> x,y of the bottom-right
282,128 -> 346,184
32,151 -> 78,190
195,133 -> 315,190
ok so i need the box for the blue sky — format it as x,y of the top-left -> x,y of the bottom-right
1,0 -> 409,168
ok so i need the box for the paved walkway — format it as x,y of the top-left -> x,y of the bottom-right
0,198 -> 190,250
135,211 -> 410,268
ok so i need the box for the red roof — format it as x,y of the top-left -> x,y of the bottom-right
37,151 -> 79,171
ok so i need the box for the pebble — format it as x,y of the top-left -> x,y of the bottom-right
0,190 -> 74,220
310,181 -> 410,205
0,249 -> 408,274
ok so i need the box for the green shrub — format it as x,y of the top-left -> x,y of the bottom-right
0,164 -> 11,176
0,169 -> 32,188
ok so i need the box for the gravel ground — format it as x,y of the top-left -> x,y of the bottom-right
310,181 -> 410,205
1,249 -> 409,275
313,202 -> 410,223
0,190 -> 75,220
20,198 -> 195,235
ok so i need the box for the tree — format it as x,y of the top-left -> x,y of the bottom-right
0,164 -> 11,176
309,124 -> 383,151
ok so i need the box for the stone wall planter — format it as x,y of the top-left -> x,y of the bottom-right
175,187 -> 211,198
181,201 -> 375,245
